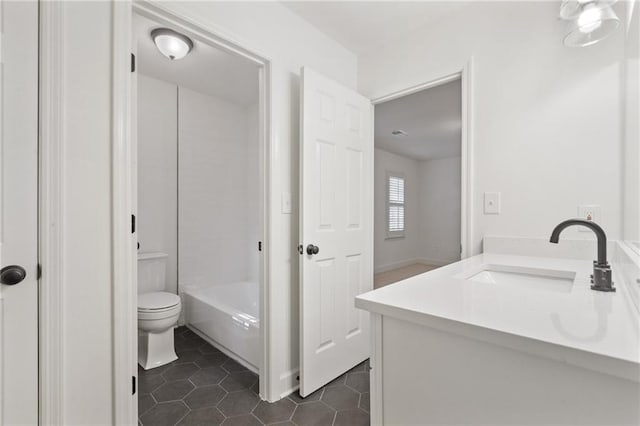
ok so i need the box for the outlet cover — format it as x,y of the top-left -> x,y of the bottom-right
578,205 -> 600,232
484,192 -> 501,215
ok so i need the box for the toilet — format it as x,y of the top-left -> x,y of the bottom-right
137,252 -> 181,370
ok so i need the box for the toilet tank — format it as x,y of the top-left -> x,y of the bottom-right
137,252 -> 169,294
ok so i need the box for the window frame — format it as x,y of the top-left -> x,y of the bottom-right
386,171 -> 406,239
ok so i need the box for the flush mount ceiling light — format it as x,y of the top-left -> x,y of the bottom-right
391,130 -> 408,136
560,0 -> 620,47
151,28 -> 193,60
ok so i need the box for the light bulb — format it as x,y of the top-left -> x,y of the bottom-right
578,3 -> 603,34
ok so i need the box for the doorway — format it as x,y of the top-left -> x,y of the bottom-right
121,3 -> 272,421
373,77 -> 463,288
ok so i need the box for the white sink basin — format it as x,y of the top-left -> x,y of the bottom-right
461,264 -> 576,293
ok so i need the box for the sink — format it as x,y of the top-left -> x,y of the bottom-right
461,264 -> 576,293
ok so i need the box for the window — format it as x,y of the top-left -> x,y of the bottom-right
387,172 -> 405,238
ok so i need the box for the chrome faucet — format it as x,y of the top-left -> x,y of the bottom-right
549,219 -> 615,292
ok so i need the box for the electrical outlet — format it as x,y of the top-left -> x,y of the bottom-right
578,205 -> 600,232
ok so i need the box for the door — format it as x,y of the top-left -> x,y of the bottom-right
0,1 -> 39,424
299,67 -> 373,396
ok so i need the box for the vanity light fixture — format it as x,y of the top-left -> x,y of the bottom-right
151,28 -> 194,60
560,0 -> 620,47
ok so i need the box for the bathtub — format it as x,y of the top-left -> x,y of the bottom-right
182,281 -> 259,372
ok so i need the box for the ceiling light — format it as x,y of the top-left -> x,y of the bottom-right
391,130 -> 408,136
560,1 -> 620,47
151,28 -> 193,60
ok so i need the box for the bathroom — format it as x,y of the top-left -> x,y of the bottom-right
0,1 -> 638,425
134,11 -> 264,374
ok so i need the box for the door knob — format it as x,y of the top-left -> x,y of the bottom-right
306,244 -> 320,255
0,265 -> 27,285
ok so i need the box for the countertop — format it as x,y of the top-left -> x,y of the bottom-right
356,253 -> 640,381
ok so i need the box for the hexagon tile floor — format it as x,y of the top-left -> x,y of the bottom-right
138,327 -> 370,426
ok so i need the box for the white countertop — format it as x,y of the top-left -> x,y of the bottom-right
356,253 -> 640,381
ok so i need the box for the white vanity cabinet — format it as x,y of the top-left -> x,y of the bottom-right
357,253 -> 640,425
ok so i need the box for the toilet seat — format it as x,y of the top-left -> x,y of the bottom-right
138,291 -> 180,312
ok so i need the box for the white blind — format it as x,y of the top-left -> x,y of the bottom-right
388,175 -> 405,233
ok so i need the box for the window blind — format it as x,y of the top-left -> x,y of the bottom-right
388,175 -> 405,233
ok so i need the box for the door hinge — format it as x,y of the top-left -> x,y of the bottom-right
37,263 -> 42,280
131,214 -> 136,234
132,376 -> 136,395
131,53 -> 136,73
258,241 -> 262,252
298,244 -> 303,255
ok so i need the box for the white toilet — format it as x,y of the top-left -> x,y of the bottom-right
137,252 -> 181,370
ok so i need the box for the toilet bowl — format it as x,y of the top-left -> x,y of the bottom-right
138,291 -> 181,370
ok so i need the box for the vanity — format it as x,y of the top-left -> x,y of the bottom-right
356,237 -> 640,425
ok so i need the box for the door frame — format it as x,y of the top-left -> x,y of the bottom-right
370,59 -> 475,260
112,1 -> 274,422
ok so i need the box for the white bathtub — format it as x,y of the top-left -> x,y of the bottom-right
182,281 -> 259,372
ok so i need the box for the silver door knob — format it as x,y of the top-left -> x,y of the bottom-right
306,244 -> 319,255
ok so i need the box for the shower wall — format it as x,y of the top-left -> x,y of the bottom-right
178,87 -> 259,287
137,74 -> 259,293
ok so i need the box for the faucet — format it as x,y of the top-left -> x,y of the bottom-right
549,219 -> 615,292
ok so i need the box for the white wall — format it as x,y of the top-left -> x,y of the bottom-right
374,148 -> 419,271
418,157 -> 461,264
56,2 -> 358,418
60,2 -> 113,423
624,1 -> 640,242
360,1 -> 627,253
374,149 -> 461,272
178,87 -> 257,287
137,75 -> 178,294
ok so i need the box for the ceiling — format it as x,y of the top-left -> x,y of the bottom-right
280,1 -> 471,57
134,13 -> 259,106
375,79 -> 461,161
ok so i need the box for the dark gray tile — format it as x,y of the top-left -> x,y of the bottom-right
359,392 -> 370,413
184,385 -> 227,410
199,343 -> 223,355
163,363 -> 200,382
138,394 -> 156,416
321,386 -> 359,411
222,359 -> 249,373
139,373 -> 166,395
220,371 -> 258,392
217,390 -> 260,417
291,402 -> 335,426
195,353 -> 230,369
140,401 -> 189,426
347,362 -> 366,374
153,380 -> 195,402
253,398 -> 296,424
345,372 -> 369,393
333,408 -> 370,426
221,414 -> 262,426
176,336 -> 206,351
287,388 -> 322,404
250,380 -> 260,395
325,374 -> 346,388
190,366 -> 228,386
177,407 -> 225,426
270,422 -> 295,426
174,350 -> 203,364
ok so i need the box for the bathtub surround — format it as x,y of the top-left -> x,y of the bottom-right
374,148 -> 461,273
138,327 -> 371,426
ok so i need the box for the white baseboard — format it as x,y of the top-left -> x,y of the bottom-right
375,257 -> 454,274
279,368 -> 299,400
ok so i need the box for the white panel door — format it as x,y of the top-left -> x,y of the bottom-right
0,1 -> 39,424
299,67 -> 373,396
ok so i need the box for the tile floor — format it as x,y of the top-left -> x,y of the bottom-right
138,327 -> 370,426
374,263 -> 438,289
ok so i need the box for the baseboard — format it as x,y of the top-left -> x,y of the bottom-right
415,257 -> 454,267
279,368 -> 299,400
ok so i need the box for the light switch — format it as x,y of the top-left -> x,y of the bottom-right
281,192 -> 292,214
578,205 -> 600,232
484,192 -> 501,215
